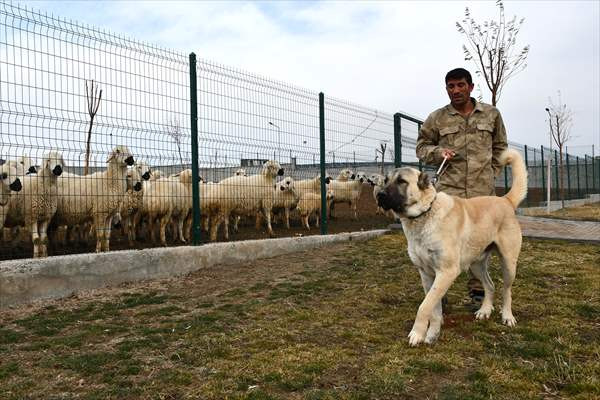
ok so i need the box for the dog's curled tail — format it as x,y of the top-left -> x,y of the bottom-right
499,149 -> 528,210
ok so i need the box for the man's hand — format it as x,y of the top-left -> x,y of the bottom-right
441,148 -> 456,159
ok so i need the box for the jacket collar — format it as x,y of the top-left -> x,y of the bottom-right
447,97 -> 484,115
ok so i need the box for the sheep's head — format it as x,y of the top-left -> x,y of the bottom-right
262,160 -> 284,178
126,167 -> 143,192
19,156 -> 37,174
337,168 -> 354,181
234,168 -> 247,177
355,171 -> 367,183
179,169 -> 193,185
150,170 -> 164,181
107,145 -> 134,167
0,164 -> 22,193
136,162 -> 152,181
44,151 -> 65,177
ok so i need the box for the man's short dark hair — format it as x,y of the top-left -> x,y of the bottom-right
445,68 -> 473,85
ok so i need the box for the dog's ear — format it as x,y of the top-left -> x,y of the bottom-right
417,172 -> 430,190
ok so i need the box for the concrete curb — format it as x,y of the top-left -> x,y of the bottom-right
0,229 -> 388,308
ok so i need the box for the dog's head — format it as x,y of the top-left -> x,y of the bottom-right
376,167 -> 435,218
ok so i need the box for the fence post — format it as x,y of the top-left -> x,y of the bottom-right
393,113 -> 402,168
584,155 -> 589,196
189,52 -> 201,245
565,153 -> 571,200
524,145 -> 529,206
319,92 -> 328,235
576,156 -> 581,199
554,150 -> 560,202
540,146 -> 546,203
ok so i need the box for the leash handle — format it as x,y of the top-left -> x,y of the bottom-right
432,156 -> 449,185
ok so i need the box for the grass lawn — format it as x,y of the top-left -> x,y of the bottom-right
1,233 -> 599,399
524,202 -> 600,222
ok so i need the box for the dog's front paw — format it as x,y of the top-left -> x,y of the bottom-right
502,313 -> 517,327
408,330 -> 426,346
475,305 -> 494,320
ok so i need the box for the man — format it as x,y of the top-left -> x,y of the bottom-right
416,67 -> 508,306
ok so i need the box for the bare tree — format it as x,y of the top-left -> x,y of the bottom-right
166,119 -> 184,167
546,92 -> 574,206
456,0 -> 530,106
376,142 -> 387,175
84,80 -> 102,175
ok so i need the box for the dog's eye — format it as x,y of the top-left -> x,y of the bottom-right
396,177 -> 407,185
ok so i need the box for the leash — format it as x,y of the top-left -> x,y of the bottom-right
431,156 -> 449,185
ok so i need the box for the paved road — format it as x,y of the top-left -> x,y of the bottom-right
518,216 -> 600,243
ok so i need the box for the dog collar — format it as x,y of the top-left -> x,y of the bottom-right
407,194 -> 437,220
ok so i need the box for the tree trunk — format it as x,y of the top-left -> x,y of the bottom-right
84,116 -> 94,176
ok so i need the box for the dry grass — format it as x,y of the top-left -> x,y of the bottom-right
1,233 -> 599,399
524,202 -> 600,222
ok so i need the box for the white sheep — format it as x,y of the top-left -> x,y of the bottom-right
294,174 -> 332,197
5,151 -> 65,257
234,168 -> 248,177
54,145 -> 134,252
327,175 -> 363,220
296,190 -> 334,230
0,163 -> 23,235
117,162 -> 153,245
142,169 -> 192,246
208,160 -> 284,241
336,168 -> 355,181
118,166 -> 144,245
265,176 -> 300,229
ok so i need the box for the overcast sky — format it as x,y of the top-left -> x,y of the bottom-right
20,0 -> 600,156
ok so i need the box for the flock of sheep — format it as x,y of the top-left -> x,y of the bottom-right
0,145 -> 395,258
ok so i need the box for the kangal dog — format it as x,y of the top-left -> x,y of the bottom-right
376,149 -> 527,346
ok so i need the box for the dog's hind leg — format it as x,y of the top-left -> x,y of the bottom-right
496,231 -> 521,327
409,266 -> 460,346
418,269 -> 443,344
470,252 -> 496,320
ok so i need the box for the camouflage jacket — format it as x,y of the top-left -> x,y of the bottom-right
416,99 -> 508,198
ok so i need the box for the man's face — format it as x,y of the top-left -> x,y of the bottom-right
446,78 -> 474,108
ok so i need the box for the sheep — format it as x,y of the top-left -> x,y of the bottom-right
294,175 -> 332,198
142,169 -> 192,246
208,160 -> 284,241
261,176 -> 300,230
118,166 -> 144,245
336,168 -> 355,181
54,145 -> 134,252
327,175 -> 363,220
0,163 -> 23,235
117,162 -> 153,245
4,151 -> 65,257
296,190 -> 334,230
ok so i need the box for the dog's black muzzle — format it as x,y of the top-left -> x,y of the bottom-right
9,178 -> 22,192
52,165 -> 63,176
142,171 -> 151,180
125,156 -> 135,166
376,189 -> 404,213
